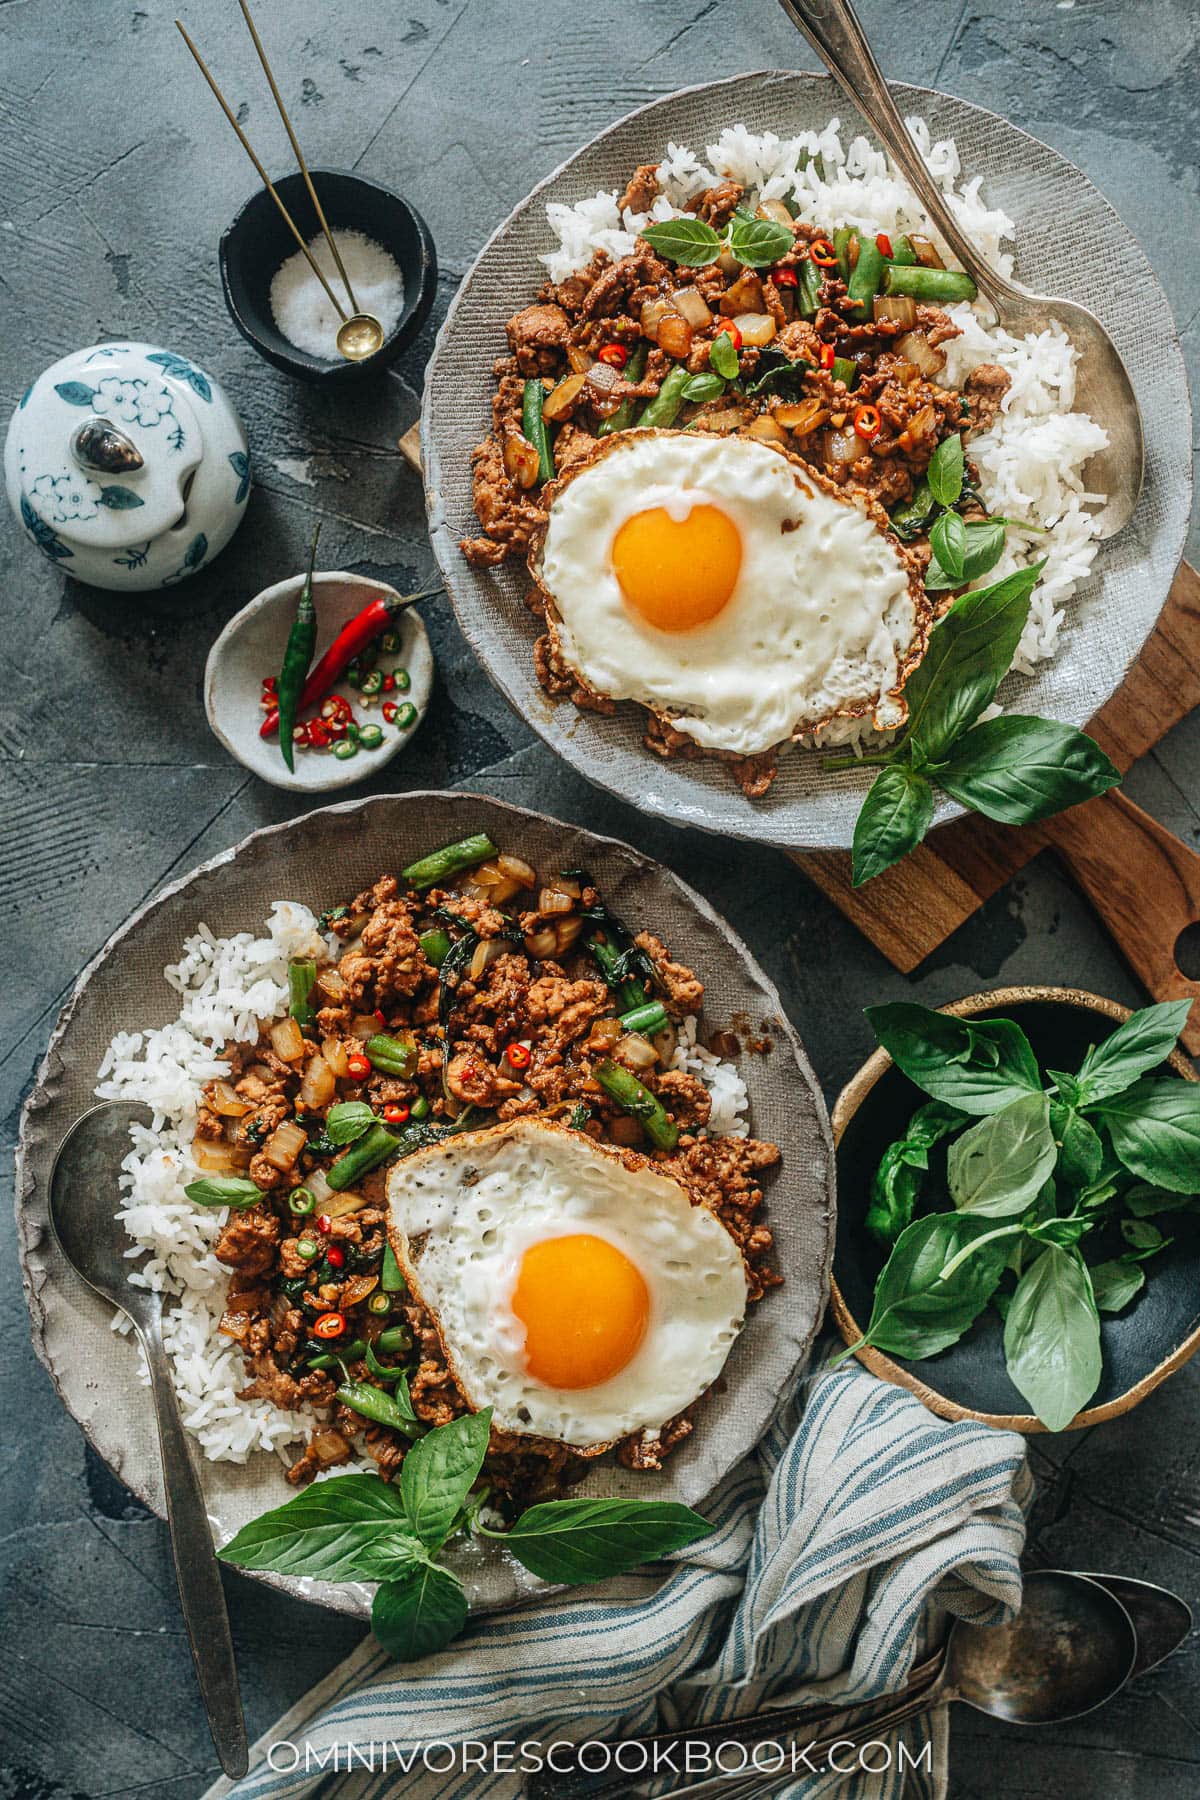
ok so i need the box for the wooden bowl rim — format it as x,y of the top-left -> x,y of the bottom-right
830,985 -> 1199,1433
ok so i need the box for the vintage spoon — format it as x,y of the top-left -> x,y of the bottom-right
536,1570 -> 1140,1800
774,0 -> 1144,537
50,1101 -> 249,1781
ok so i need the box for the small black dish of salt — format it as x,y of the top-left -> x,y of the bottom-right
220,168 -> 436,384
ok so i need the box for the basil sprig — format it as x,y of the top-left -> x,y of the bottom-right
183,1174 -> 262,1209
844,999 -> 1200,1428
839,559 -> 1121,885
641,211 -> 793,270
220,1408 -> 712,1661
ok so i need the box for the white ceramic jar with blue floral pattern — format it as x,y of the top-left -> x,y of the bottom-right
4,341 -> 251,591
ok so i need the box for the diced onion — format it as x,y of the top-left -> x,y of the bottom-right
566,345 -> 595,374
315,967 -> 347,1003
756,199 -> 795,228
692,406 -> 747,434
539,887 -> 575,915
775,398 -> 827,435
325,1188 -> 367,1218
270,1017 -> 305,1062
322,1040 -> 349,1078
721,272 -> 764,315
502,431 -> 540,490
192,1139 -> 252,1173
210,1079 -> 250,1118
470,937 -> 508,981
909,234 -> 944,268
584,360 -> 622,399
717,247 -> 739,276
672,285 -> 712,328
498,854 -> 537,889
588,1017 -> 623,1050
541,370 -> 588,422
218,1307 -> 254,1343
349,1013 -> 379,1040
524,928 -> 558,958
827,426 -> 861,466
616,1032 -> 659,1070
307,1169 -> 333,1205
747,413 -> 787,444
656,311 -> 693,359
340,1274 -> 380,1308
733,311 -> 777,347
652,1023 -> 678,1063
554,916 -> 585,954
873,294 -> 917,329
639,296 -> 675,340
609,1116 -> 644,1147
895,331 -> 945,378
299,1051 -> 336,1108
310,1429 -> 350,1464
263,1119 -> 307,1171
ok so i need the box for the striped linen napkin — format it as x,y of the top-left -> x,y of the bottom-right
204,1362 -> 1030,1800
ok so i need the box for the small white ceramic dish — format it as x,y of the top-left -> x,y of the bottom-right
204,571 -> 433,791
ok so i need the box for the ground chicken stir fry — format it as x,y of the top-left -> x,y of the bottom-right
461,165 -> 1010,794
203,836 -> 780,1509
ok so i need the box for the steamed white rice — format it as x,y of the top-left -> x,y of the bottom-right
96,905 -> 751,1465
540,117 -> 1108,689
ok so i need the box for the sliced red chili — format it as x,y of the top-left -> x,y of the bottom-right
382,673 -> 396,692
307,720 -> 331,749
819,342 -> 836,370
313,1311 -> 346,1339
809,238 -> 838,268
374,1008 -> 387,1027
506,1041 -> 532,1071
324,1244 -> 346,1269
853,404 -> 882,441
714,321 -> 742,350
382,701 -> 399,724
772,268 -> 798,287
875,232 -> 893,258
261,675 -> 277,693
316,1213 -> 332,1236
383,1102 -> 410,1124
347,1054 -> 371,1080
597,342 -> 628,368
321,694 -> 353,723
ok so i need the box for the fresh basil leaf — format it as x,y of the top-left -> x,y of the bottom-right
948,1092 -> 1057,1217
901,564 -> 1043,762
1090,1078 -> 1200,1193
864,1100 -> 966,1246
680,371 -> 726,402
1003,1245 -> 1101,1431
324,1100 -> 378,1145
1120,1217 -> 1169,1255
400,1407 -> 492,1549
890,477 -> 938,543
926,433 -> 964,507
371,1562 -> 468,1661
744,351 -> 810,398
1027,1205 -> 1093,1248
929,509 -> 967,583
1075,1000 -> 1194,1106
219,1473 -> 411,1578
1124,1183 -> 1200,1217
493,1499 -> 712,1583
1049,1102 -> 1104,1189
727,215 -> 794,268
352,1533 -> 433,1581
853,1212 -> 1013,1360
851,763 -> 933,887
183,1175 -> 262,1209
1049,1068 -> 1084,1107
935,716 -> 1121,825
1088,1257 -> 1145,1313
640,217 -> 725,266
709,330 -> 740,379
924,519 -> 1008,592
865,1002 -> 1042,1116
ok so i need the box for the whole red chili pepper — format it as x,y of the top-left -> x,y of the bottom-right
261,581 -> 442,739
276,524 -> 320,772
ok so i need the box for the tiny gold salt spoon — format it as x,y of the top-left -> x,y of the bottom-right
176,18 -> 385,363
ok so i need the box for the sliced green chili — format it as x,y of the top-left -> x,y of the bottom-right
367,1291 -> 392,1316
358,724 -> 384,750
288,1186 -> 316,1217
393,668 -> 411,692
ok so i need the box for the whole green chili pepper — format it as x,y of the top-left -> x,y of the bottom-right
336,1379 -> 422,1437
276,522 -> 321,772
522,378 -> 555,483
596,341 -> 649,437
327,1123 -> 400,1191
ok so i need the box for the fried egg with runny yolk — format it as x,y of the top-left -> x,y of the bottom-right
385,1117 -> 748,1449
531,430 -> 924,756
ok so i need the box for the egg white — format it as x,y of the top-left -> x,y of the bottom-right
534,431 -> 921,757
386,1117 -> 748,1450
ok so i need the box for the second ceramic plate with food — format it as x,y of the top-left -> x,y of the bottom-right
421,70 -> 1190,848
17,792 -> 834,1619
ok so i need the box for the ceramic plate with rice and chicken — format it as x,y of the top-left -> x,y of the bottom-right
421,72 -> 1189,846
17,794 -> 833,1617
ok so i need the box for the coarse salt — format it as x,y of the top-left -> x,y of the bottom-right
269,227 -> 405,359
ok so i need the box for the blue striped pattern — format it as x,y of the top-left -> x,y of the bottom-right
204,1363 -> 1028,1800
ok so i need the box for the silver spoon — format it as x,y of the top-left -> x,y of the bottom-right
50,1101 -> 249,1781
775,0 -> 1144,537
535,1570 -> 1146,1800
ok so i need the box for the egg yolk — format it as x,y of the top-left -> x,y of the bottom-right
611,502 -> 742,631
511,1234 -> 650,1389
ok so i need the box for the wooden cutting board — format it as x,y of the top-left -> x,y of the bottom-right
793,561 -> 1200,1051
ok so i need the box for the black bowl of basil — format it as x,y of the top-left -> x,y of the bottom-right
831,987 -> 1200,1432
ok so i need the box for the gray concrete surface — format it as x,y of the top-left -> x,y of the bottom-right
1,0 -> 1198,1793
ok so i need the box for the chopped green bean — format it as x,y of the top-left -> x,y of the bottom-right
522,378 -> 554,483
409,1096 -> 430,1122
797,257 -> 822,318
636,364 -> 692,430
596,342 -> 649,436
381,1242 -> 407,1293
327,1123 -> 400,1192
889,234 -> 917,267
288,960 -> 317,1027
419,926 -> 452,968
884,265 -> 977,303
335,1379 -> 422,1438
595,1058 -> 679,1151
402,834 -> 497,892
831,357 -> 858,390
618,1000 -> 670,1037
846,234 -> 885,319
833,226 -> 854,286
377,1322 -> 413,1356
308,1338 -> 367,1371
366,1032 -> 418,1078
